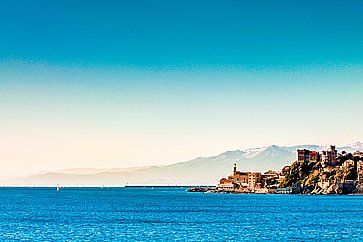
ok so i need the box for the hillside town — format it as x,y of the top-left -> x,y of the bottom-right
192,145 -> 363,194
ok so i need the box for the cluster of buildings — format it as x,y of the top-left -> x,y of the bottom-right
217,163 -> 289,193
297,145 -> 338,165
297,145 -> 363,174
216,145 -> 363,194
217,164 -> 262,192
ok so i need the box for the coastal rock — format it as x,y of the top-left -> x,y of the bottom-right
326,184 -> 339,194
311,186 -> 322,195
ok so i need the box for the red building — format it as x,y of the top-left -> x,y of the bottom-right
297,149 -> 320,163
309,151 -> 319,162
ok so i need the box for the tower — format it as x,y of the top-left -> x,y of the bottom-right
233,163 -> 237,175
330,145 -> 337,165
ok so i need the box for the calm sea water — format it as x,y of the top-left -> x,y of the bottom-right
0,187 -> 362,241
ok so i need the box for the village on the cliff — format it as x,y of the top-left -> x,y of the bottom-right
192,145 -> 363,195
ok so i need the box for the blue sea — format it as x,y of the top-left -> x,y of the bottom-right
0,187 -> 362,241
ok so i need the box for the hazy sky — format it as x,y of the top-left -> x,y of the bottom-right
1,0 -> 363,175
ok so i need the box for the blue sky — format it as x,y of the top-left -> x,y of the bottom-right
0,0 -> 363,174
2,0 -> 363,67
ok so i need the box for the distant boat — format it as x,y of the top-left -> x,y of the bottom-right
56,184 -> 60,191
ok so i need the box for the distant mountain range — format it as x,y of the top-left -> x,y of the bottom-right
2,142 -> 363,186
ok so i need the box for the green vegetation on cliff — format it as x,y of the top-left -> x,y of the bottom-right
282,153 -> 362,194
